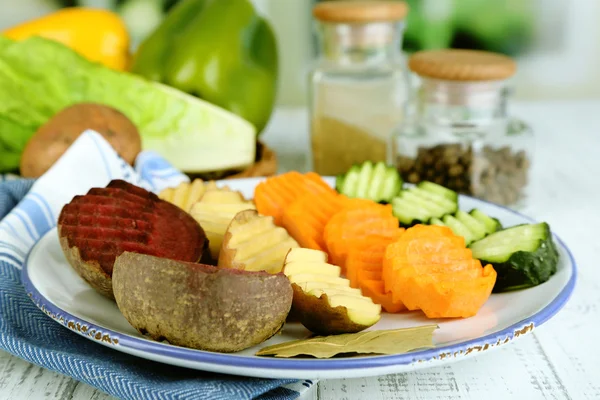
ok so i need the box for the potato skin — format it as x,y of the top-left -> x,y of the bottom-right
20,103 -> 141,178
112,252 -> 293,353
59,231 -> 115,299
291,284 -> 371,335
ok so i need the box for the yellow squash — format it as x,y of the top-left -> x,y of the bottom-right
2,7 -> 130,70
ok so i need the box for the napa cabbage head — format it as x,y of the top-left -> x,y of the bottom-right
0,36 -> 256,173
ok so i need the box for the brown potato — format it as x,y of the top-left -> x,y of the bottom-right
219,210 -> 299,274
283,248 -> 381,335
291,284 -> 376,335
112,252 -> 293,352
20,103 -> 141,178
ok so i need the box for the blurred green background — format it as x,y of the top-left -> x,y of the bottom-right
2,0 -> 599,105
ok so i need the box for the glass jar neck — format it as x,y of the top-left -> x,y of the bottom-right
316,21 -> 404,67
416,78 -> 511,127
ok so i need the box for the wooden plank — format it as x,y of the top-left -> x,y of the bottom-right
71,383 -> 116,400
0,351 -> 79,400
318,334 -> 572,400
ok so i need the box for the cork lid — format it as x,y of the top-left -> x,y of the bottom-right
313,1 -> 409,23
408,49 -> 517,81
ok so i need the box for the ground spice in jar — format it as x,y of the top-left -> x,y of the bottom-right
311,116 -> 388,176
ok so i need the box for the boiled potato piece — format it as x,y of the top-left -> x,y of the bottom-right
283,261 -> 341,277
159,179 -> 206,212
285,248 -> 328,264
283,248 -> 381,335
189,189 -> 255,259
219,210 -> 299,274
112,252 -> 292,353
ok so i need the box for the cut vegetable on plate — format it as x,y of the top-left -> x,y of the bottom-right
470,222 -> 559,292
391,181 -> 459,226
323,202 -> 398,271
112,252 -> 293,353
189,188 -> 255,259
57,179 -> 207,299
335,161 -> 403,203
158,179 -> 206,212
430,209 -> 502,245
281,189 -> 346,251
283,248 -> 382,335
254,171 -> 335,226
383,225 -> 497,318
219,209 -> 299,273
346,237 -> 406,313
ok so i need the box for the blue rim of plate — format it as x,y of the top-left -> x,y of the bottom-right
22,195 -> 577,372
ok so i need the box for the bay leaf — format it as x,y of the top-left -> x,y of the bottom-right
255,324 -> 438,358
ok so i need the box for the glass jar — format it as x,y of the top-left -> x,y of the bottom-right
308,1 -> 410,176
394,49 -> 534,209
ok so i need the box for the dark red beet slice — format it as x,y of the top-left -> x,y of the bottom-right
59,214 -> 152,231
58,180 -> 207,293
87,187 -> 156,207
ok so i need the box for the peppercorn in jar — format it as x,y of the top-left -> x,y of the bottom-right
393,49 -> 534,208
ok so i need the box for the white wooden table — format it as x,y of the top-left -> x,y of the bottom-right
1,101 -> 599,400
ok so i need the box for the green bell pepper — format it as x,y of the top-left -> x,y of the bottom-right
130,0 -> 278,134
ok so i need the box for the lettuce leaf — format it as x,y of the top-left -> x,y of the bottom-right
0,36 -> 256,173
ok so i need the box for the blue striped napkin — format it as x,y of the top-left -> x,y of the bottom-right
0,131 -> 314,400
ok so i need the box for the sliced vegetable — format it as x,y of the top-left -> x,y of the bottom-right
254,172 -> 335,226
281,189 -> 346,251
360,280 -> 406,314
383,224 -> 496,318
429,209 -> 501,245
391,181 -> 458,226
469,222 -> 559,292
470,209 -> 503,234
324,205 -> 399,271
336,161 -> 403,203
416,181 -> 458,202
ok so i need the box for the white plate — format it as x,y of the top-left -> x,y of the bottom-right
22,177 -> 576,380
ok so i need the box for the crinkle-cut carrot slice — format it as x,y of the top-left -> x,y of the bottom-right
383,235 -> 467,292
304,172 -> 337,194
401,265 -> 497,318
324,211 -> 399,270
345,236 -> 397,287
360,279 -> 406,313
358,268 -> 382,282
391,259 -> 483,304
254,172 -> 334,226
383,224 -> 496,318
281,190 -> 345,251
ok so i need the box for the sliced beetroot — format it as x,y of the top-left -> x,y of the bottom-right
58,180 -> 207,299
59,202 -> 155,222
58,214 -> 152,231
87,187 -> 156,207
68,194 -> 155,212
60,225 -> 150,244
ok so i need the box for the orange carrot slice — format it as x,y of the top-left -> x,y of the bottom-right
254,172 -> 334,226
384,224 -> 497,318
360,280 -> 406,313
324,207 -> 399,270
281,190 -> 345,251
402,265 -> 497,318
